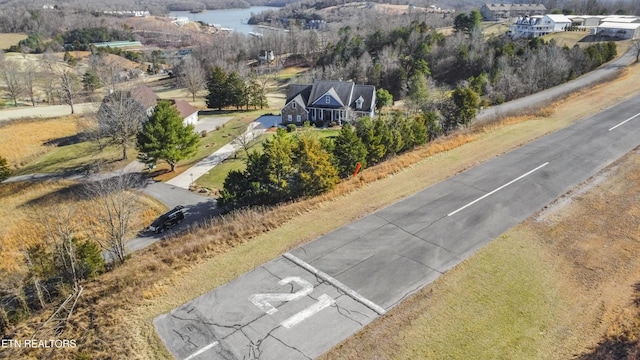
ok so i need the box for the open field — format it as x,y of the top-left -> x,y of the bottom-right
0,33 -> 27,49
0,116 -> 79,168
15,140 -> 130,176
0,114 -> 137,175
0,180 -> 164,275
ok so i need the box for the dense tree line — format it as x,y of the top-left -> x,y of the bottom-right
8,27 -> 134,54
219,111 -> 441,209
312,16 -> 618,107
205,66 -> 268,111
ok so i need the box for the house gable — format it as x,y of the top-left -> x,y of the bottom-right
308,80 -> 354,107
311,87 -> 345,108
281,80 -> 376,125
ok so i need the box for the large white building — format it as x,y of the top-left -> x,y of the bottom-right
593,22 -> 640,40
509,14 -> 572,38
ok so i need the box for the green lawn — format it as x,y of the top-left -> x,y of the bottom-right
315,128 -> 341,140
195,133 -> 274,190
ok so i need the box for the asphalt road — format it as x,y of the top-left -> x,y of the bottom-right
475,45 -> 636,123
153,89 -> 640,359
127,181 -> 219,253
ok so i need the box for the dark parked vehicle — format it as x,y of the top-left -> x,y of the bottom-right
148,206 -> 185,233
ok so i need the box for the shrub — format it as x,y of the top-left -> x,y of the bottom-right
201,130 -> 207,137
0,155 -> 11,181
286,124 -> 297,133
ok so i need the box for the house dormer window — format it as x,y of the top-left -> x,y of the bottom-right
355,96 -> 364,110
325,95 -> 330,104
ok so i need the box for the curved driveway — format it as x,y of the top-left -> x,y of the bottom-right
154,78 -> 640,359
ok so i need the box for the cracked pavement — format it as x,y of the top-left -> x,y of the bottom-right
155,93 -> 640,359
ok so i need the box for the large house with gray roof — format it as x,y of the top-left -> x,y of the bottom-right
281,80 -> 376,126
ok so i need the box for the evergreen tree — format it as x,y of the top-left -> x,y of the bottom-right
407,71 -> 429,112
74,238 -> 105,280
247,77 -> 268,110
453,10 -> 482,35
262,129 -> 296,202
82,71 -> 101,93
226,71 -> 247,110
373,117 -> 393,159
375,88 -> 393,111
332,123 -> 367,178
356,116 -> 385,165
293,133 -> 339,197
451,85 -> 480,128
136,100 -> 200,172
0,155 -> 11,181
205,66 -> 228,110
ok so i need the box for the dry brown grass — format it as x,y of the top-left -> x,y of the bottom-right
0,116 -> 79,168
0,33 -> 27,49
0,180 -> 164,278
4,63 -> 640,359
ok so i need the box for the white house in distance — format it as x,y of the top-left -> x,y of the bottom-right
509,14 -> 572,38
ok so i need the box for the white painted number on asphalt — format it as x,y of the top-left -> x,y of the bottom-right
249,276 -> 335,328
249,277 -> 313,315
281,294 -> 335,329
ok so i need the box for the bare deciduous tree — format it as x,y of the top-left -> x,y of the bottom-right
84,174 -> 143,265
59,69 -> 80,114
34,204 -> 81,291
97,88 -> 147,160
0,60 -> 25,106
24,61 -> 39,106
176,55 -> 206,101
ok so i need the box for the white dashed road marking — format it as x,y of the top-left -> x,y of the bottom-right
609,112 -> 640,131
447,162 -> 549,217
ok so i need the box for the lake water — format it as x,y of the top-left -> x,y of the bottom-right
170,6 -> 280,34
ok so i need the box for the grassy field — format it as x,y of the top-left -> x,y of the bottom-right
15,140 -> 129,175
0,114 -> 137,176
0,116 -> 79,168
0,180 -> 164,275
0,33 -> 27,49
